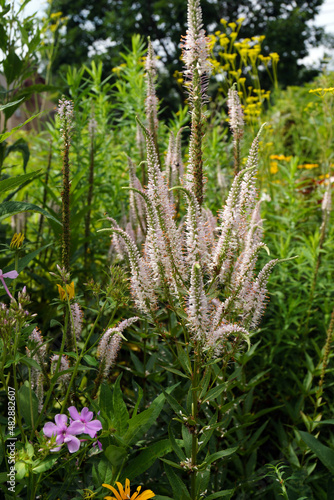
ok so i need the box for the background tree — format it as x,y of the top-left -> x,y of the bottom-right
49,0 -> 325,110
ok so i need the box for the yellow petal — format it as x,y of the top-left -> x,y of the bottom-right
102,484 -> 123,500
137,491 -> 155,500
131,486 -> 141,500
115,482 -> 126,499
125,479 -> 131,496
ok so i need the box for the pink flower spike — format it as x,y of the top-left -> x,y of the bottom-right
0,269 -> 19,299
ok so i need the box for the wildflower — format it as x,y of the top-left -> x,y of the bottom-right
10,233 -> 24,249
57,281 -> 75,301
97,317 -> 139,378
70,302 -> 83,339
297,163 -> 318,170
27,327 -> 47,411
181,0 -> 211,78
270,162 -> 278,174
0,269 -> 19,300
68,407 -> 102,438
102,478 -> 155,500
43,414 -> 84,453
50,354 -> 71,385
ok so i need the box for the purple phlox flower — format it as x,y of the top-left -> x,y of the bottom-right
68,406 -> 102,439
0,269 -> 18,299
43,413 -> 84,453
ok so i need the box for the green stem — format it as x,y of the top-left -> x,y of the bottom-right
31,310 -> 68,437
191,352 -> 200,500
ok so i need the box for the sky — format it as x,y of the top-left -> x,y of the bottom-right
17,0 -> 334,68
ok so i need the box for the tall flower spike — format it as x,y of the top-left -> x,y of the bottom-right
57,97 -> 74,273
145,38 -> 160,162
50,354 -> 71,386
181,0 -> 211,81
227,87 -> 244,175
97,317 -> 139,379
27,328 -> 47,410
188,262 -> 209,341
70,303 -> 83,340
182,0 -> 211,205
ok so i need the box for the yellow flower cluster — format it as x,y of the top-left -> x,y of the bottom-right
297,163 -> 319,170
309,87 -> 334,97
207,18 -> 279,124
269,154 -> 292,174
270,154 -> 292,161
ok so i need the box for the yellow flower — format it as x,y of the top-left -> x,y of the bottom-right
103,479 -> 155,500
269,52 -> 280,62
270,161 -> 278,174
57,282 -> 75,301
297,163 -> 319,170
10,233 -> 24,249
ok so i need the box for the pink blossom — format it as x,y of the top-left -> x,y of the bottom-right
0,269 -> 18,299
43,414 -> 84,453
68,406 -> 102,439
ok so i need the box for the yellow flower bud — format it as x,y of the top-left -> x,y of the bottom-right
10,233 -> 24,249
57,282 -> 75,301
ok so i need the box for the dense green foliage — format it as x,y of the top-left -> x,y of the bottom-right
0,1 -> 334,499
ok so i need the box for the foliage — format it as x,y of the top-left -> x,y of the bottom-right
0,0 -> 334,499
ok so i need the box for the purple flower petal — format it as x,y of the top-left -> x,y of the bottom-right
43,422 -> 58,438
54,414 -> 68,429
80,407 -> 93,422
85,420 -> 102,438
68,421 -> 85,435
0,276 -> 13,300
3,270 -> 19,279
56,434 -> 65,445
64,435 -> 81,453
93,440 -> 103,451
50,445 -> 62,452
68,406 -> 80,421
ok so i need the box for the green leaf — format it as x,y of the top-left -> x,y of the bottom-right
92,457 -> 113,488
3,49 -> 23,85
0,201 -> 60,224
111,375 -> 129,435
299,431 -> 334,474
164,463 -> 191,500
202,383 -> 228,404
19,357 -> 41,371
162,388 -> 186,417
123,388 -> 172,446
121,439 -> 172,481
0,113 -> 40,142
0,170 -> 42,195
205,491 -> 234,500
4,138 -> 30,172
169,423 -> 186,461
18,384 -> 39,428
163,365 -> 190,379
176,343 -> 192,376
32,456 -> 58,474
99,383 -> 114,420
200,447 -> 238,467
3,243 -> 52,275
0,99 -> 24,112
104,445 -> 127,467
